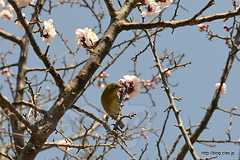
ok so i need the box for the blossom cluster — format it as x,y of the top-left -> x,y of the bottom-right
0,1 -> 14,20
42,19 -> 57,44
0,0 -> 32,20
0,0 -> 57,44
1,67 -> 12,77
197,23 -> 209,32
75,27 -> 98,48
234,0 -> 240,7
119,75 -> 142,100
141,0 -> 173,17
97,71 -> 109,88
0,0 -> 4,7
97,67 -> 173,100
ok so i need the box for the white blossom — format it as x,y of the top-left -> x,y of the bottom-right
119,75 -> 142,99
0,0 -> 5,7
75,27 -> 98,48
141,0 -> 173,17
42,19 -> 57,44
0,9 -> 13,20
233,0 -> 240,7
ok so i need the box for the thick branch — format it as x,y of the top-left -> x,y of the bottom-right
117,0 -> 138,19
16,0 -> 144,158
11,36 -> 29,155
104,0 -> 116,17
17,16 -> 122,160
122,7 -> 240,30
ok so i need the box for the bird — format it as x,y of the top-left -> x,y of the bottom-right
101,83 -> 125,129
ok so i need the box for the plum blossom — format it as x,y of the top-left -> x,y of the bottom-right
0,9 -> 13,20
42,19 -> 57,44
197,23 -> 209,32
143,79 -> 155,89
58,0 -> 65,4
223,26 -> 231,32
119,75 -> 142,99
75,27 -> 98,48
163,68 -> 172,77
15,0 -> 32,7
141,0 -> 173,17
99,71 -> 109,79
0,0 -> 5,7
233,0 -> 240,8
1,68 -> 12,77
140,127 -> 149,139
215,82 -> 227,95
97,71 -> 109,89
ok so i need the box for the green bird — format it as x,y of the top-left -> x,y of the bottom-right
101,83 -> 125,129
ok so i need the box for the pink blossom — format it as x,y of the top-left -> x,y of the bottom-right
223,26 -> 231,32
75,27 -> 98,48
0,0 -> 5,7
119,75 -> 142,99
1,68 -> 12,77
97,71 -> 109,89
58,0 -> 65,4
141,0 -> 173,17
143,79 -> 155,89
215,83 -> 227,95
197,23 -> 209,32
163,68 -> 172,77
140,128 -> 148,139
97,82 -> 106,89
233,0 -> 240,7
0,9 -> 13,20
99,71 -> 109,78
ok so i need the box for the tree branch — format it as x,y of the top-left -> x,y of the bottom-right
176,25 -> 240,160
104,0 -> 116,17
144,30 -> 200,160
0,28 -> 22,46
122,7 -> 240,30
0,93 -> 34,132
8,0 -> 65,91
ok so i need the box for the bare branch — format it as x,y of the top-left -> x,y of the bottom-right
176,25 -> 240,160
0,28 -> 22,46
8,0 -> 65,91
144,30 -> 200,160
